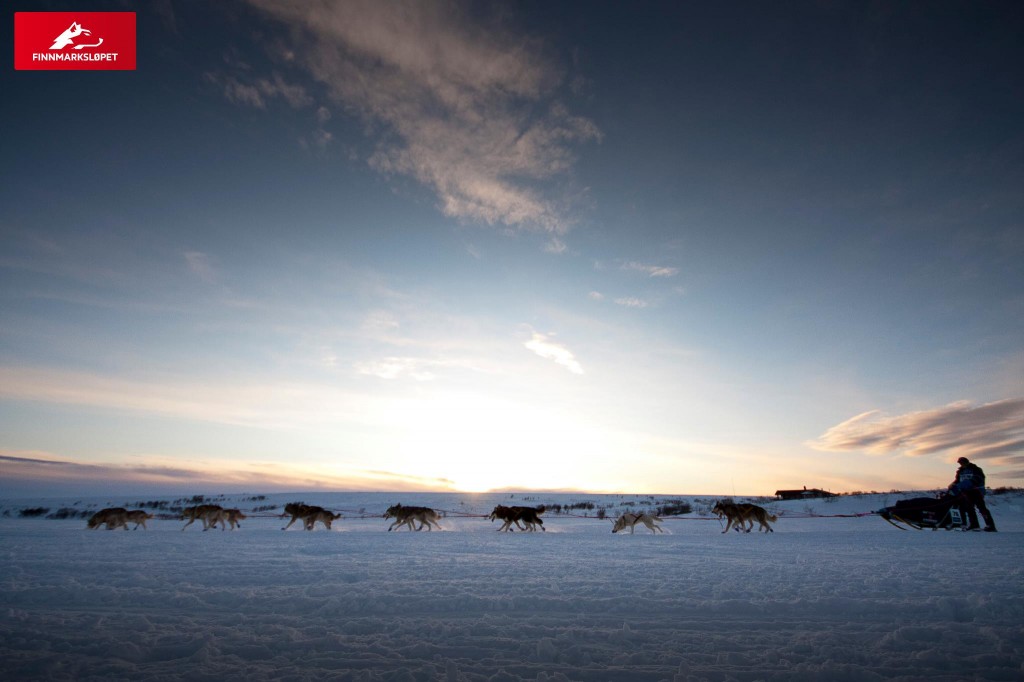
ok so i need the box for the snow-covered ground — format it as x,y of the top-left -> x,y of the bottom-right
1,491 -> 1022,681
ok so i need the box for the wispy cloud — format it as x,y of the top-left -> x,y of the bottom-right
246,0 -> 599,234
355,356 -> 441,381
524,332 -> 583,375
310,105 -> 334,148
205,71 -> 313,110
622,262 -> 679,278
543,237 -> 569,254
808,399 -> 1024,478
0,366 -> 375,430
0,452 -> 456,495
614,297 -> 649,308
183,251 -> 217,283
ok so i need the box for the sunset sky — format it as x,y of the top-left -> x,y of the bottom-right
2,1 -> 1022,498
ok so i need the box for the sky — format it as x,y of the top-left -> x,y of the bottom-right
1,0 -> 1022,498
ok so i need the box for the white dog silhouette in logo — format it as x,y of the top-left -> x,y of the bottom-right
50,22 -> 104,50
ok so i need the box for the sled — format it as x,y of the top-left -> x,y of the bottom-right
877,494 -> 968,531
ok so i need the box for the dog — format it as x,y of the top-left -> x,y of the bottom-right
87,507 -> 129,530
512,506 -> 545,532
611,512 -> 664,534
304,509 -> 341,530
711,501 -> 749,533
741,504 -> 777,533
181,504 -> 225,531
222,508 -> 246,530
125,509 -> 154,530
384,504 -> 442,531
281,502 -> 324,530
489,505 -> 545,532
199,506 -> 228,531
712,501 -> 777,533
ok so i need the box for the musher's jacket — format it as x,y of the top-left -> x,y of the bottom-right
950,463 -> 986,494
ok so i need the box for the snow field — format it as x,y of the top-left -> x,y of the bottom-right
1,492 -> 1022,681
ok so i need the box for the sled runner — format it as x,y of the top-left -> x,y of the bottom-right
877,494 -> 968,531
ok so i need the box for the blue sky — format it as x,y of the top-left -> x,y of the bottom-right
1,1 -> 1022,497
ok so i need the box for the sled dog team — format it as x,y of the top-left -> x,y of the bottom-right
87,500 -> 778,534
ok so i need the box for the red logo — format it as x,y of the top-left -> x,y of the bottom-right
15,12 -> 136,70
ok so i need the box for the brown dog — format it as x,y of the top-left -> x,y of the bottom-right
384,504 -> 442,531
125,509 -> 154,530
87,507 -> 129,530
281,502 -> 323,530
222,508 -> 246,530
181,504 -> 225,531
303,509 -> 341,530
712,501 -> 777,533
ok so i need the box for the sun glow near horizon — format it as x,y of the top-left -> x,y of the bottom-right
383,390 -> 616,493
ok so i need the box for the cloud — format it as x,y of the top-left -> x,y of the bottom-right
614,297 -> 649,308
543,237 -> 568,254
524,332 -> 583,375
206,71 -> 313,110
0,451 -> 69,466
183,251 -> 217,283
311,129 -> 334,148
809,399 -> 1024,478
622,262 -> 679,278
0,366 -> 374,430
246,0 -> 599,234
355,356 -> 440,381
0,451 -> 456,496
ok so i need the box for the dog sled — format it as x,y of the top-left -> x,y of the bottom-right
877,494 -> 968,531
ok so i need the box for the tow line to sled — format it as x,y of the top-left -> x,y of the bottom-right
244,508 -> 882,524
237,507 -> 976,532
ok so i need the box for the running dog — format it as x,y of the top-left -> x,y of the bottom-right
304,509 -> 341,530
711,501 -> 748,533
611,512 -> 664,534
489,505 -> 545,532
488,505 -> 519,532
513,506 -> 545,532
281,502 -> 323,530
712,501 -> 777,533
125,509 -> 154,530
384,504 -> 442,531
87,507 -> 129,530
742,504 -> 777,533
222,508 -> 246,530
181,504 -> 225,531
